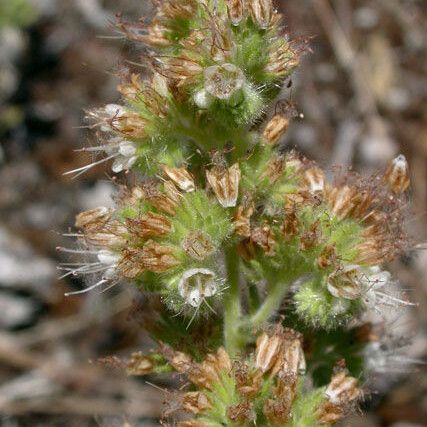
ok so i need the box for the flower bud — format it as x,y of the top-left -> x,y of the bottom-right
204,64 -> 245,100
206,163 -> 241,208
384,154 -> 410,194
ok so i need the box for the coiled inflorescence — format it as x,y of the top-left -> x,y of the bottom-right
63,1 -> 413,426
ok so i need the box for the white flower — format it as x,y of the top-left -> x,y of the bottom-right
204,64 -> 245,100
97,249 -> 121,279
111,141 -> 138,173
100,104 -> 127,132
178,268 -> 218,307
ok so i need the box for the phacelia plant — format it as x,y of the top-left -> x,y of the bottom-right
63,1 -> 414,425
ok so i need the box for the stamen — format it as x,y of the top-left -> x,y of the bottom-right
64,279 -> 108,296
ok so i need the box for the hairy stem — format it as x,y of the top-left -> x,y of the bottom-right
249,280 -> 291,328
224,245 -> 243,356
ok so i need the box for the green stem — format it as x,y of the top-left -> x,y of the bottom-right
249,280 -> 291,328
223,245 -> 242,356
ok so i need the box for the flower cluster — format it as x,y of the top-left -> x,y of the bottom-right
131,327 -> 361,427
63,1 -> 415,426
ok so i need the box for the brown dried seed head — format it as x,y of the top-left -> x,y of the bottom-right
227,402 -> 255,425
126,212 -> 171,239
233,361 -> 263,398
161,0 -> 198,20
282,331 -> 306,376
316,401 -> 345,425
84,220 -> 127,248
263,115 -> 289,145
162,56 -> 204,82
316,370 -> 361,424
299,221 -> 320,251
261,156 -> 284,184
182,391 -> 212,414
162,165 -> 195,192
303,167 -> 325,194
170,351 -> 193,373
263,398 -> 292,426
140,23 -> 171,47
255,332 -> 283,374
115,112 -> 147,138
189,348 -> 232,390
266,42 -> 300,76
317,244 -> 337,269
251,226 -> 276,256
206,163 -> 241,208
237,238 -> 256,261
234,203 -> 254,237
75,207 -> 112,230
140,240 -> 179,272
182,230 -> 215,260
325,371 -> 361,405
118,247 -> 146,279
281,209 -> 299,239
327,266 -> 362,300
178,420 -> 207,427
384,154 -> 410,194
326,185 -> 358,220
249,0 -> 274,29
118,73 -> 142,100
126,352 -> 154,376
163,180 -> 182,205
227,0 -> 245,26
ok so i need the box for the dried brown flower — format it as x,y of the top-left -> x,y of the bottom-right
206,163 -> 241,208
263,115 -> 289,145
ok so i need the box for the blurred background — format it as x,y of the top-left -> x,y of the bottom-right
0,0 -> 426,426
